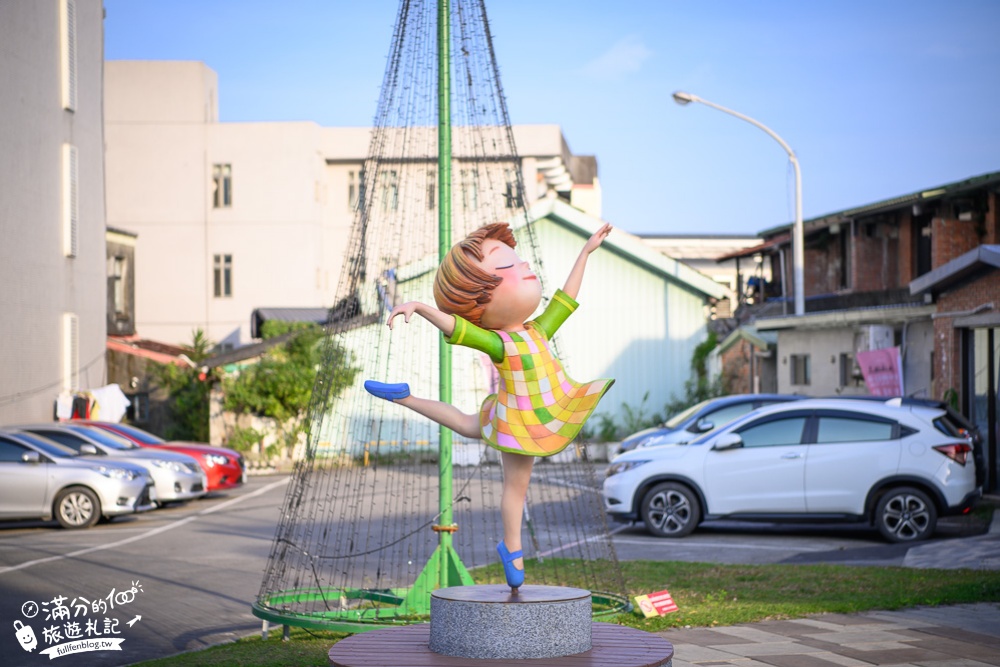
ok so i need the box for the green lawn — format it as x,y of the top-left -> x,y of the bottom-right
134,560 -> 1000,667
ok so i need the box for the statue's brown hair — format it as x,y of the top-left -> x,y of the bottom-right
433,222 -> 516,327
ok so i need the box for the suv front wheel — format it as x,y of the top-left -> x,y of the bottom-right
874,486 -> 937,543
640,482 -> 701,537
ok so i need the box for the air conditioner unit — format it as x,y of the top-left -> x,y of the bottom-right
855,324 -> 894,353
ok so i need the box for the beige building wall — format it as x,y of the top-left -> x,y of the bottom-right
0,0 -> 107,424
105,61 -> 602,348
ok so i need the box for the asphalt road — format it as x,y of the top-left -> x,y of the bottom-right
0,475 -> 290,667
0,472 -> 985,667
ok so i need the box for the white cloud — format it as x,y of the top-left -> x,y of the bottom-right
580,35 -> 653,80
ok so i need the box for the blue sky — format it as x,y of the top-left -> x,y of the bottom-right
103,0 -> 1000,236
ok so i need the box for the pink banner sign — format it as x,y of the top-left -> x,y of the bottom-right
856,346 -> 903,397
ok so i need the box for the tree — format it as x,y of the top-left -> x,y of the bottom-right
154,329 -> 215,442
223,321 -> 359,459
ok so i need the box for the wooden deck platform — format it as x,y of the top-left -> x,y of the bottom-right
329,622 -> 673,666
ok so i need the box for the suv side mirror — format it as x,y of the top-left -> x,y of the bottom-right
21,451 -> 42,463
80,444 -> 99,455
712,433 -> 744,451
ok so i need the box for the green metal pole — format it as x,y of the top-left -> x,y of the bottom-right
397,0 -> 472,612
436,0 -> 454,589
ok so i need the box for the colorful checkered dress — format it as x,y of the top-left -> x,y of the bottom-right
448,290 -> 614,456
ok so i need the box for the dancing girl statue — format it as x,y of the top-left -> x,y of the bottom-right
365,221 -> 614,591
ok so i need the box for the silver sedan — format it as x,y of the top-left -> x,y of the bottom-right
17,424 -> 208,505
0,430 -> 155,528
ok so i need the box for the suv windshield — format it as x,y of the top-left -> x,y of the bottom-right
664,399 -> 713,429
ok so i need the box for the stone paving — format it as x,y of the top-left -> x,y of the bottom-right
659,604 -> 1000,667
658,506 -> 1000,666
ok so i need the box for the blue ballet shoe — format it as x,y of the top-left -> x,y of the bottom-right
364,381 -> 410,402
497,540 -> 524,590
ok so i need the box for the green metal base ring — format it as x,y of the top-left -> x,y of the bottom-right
252,587 -> 632,635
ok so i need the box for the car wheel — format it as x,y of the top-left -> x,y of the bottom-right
640,482 -> 701,538
54,487 -> 101,529
874,486 -> 937,543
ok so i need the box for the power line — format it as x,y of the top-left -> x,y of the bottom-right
0,352 -> 106,407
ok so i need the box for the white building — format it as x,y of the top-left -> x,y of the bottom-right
104,61 -> 604,350
0,0 -> 107,424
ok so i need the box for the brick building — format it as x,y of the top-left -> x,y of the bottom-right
910,245 -> 999,490
717,171 -> 999,489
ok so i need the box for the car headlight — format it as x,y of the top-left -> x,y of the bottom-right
150,459 -> 187,473
204,454 -> 229,467
96,465 -> 138,481
605,460 -> 650,478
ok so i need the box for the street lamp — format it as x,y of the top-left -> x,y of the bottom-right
672,91 -> 804,316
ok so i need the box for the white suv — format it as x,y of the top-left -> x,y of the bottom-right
602,398 -> 981,543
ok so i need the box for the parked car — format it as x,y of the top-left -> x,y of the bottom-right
603,398 -> 981,543
829,396 -> 986,486
74,421 -> 246,492
614,394 -> 804,456
0,429 -> 155,529
16,424 -> 208,505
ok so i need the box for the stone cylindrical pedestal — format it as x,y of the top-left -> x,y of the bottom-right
429,584 -> 592,659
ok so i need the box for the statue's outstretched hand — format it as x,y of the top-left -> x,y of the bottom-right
583,222 -> 613,255
387,302 -> 421,330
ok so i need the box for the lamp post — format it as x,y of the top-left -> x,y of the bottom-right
672,91 -> 804,316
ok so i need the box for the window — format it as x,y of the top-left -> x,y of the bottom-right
737,417 -> 808,448
348,169 -> 364,211
504,168 -> 523,208
696,403 -> 756,432
790,354 -> 811,386
427,170 -> 436,210
0,439 -> 31,463
213,254 -> 232,297
62,313 -> 79,391
212,164 -> 232,208
62,144 -> 78,257
816,416 -> 894,443
60,0 -> 77,111
460,169 -> 479,211
110,256 -> 126,316
839,352 -> 859,388
378,169 -> 399,212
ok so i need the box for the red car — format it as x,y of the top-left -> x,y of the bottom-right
75,421 -> 246,492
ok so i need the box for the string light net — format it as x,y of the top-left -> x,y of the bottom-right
254,0 -> 628,631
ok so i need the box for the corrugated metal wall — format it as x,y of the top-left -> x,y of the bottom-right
531,218 -> 710,429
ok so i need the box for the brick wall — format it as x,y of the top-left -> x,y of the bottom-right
933,217 -> 982,267
897,210 -> 915,283
721,340 -> 753,394
930,270 -> 1000,401
985,192 -> 999,245
852,220 -> 901,290
803,242 -> 839,294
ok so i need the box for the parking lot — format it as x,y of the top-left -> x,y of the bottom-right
0,472 -> 993,667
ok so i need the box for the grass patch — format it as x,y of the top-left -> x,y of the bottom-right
134,561 -> 1000,667
133,628 -> 347,667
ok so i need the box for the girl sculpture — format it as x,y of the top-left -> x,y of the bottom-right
365,221 -> 614,590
